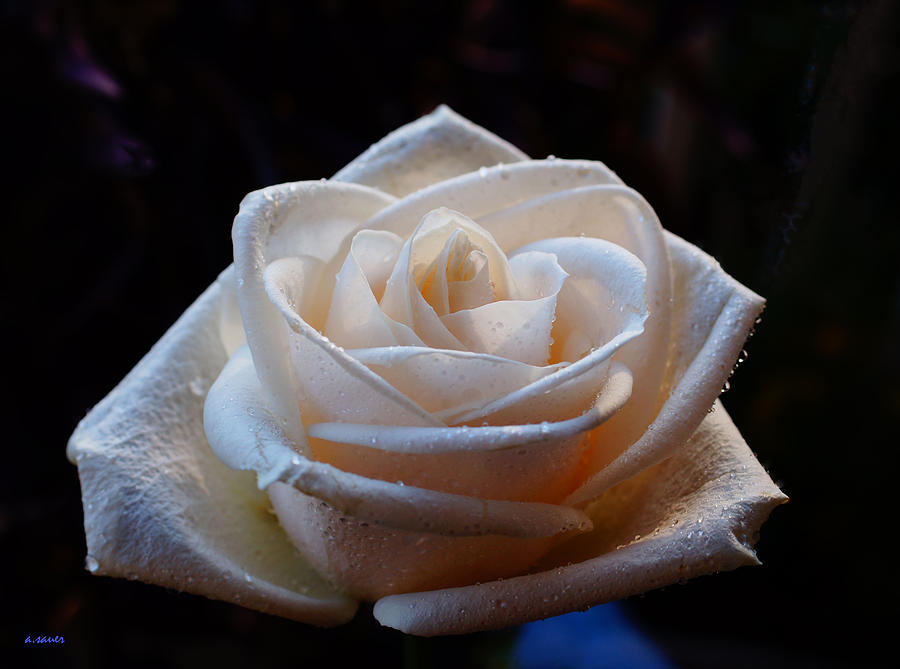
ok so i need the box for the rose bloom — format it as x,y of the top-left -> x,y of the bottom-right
69,106 -> 785,635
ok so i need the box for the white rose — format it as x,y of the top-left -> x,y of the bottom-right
68,106 -> 786,635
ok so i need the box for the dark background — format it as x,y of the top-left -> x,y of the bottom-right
3,1 -> 898,667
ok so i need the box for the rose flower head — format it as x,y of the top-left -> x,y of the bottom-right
68,106 -> 786,635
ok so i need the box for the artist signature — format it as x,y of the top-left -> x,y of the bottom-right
24,636 -> 65,645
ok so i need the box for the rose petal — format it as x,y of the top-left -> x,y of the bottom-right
307,363 -> 632,454
379,208 -> 517,349
233,181 -> 400,447
67,275 -> 357,625
509,250 -> 571,301
333,105 -> 529,197
216,265 -> 247,357
304,349 -> 618,502
449,237 -> 648,426
566,232 -> 765,505
440,299 -> 558,367
234,180 -> 438,431
512,237 -> 648,360
323,230 -> 419,349
447,249 -> 493,311
270,486 -> 567,601
263,259 -> 442,427
438,251 -> 567,366
346,229 -> 406,301
344,346 -> 567,418
366,159 -> 622,239
204,347 -> 593,538
419,229 -> 476,316
373,401 -> 787,635
482,184 -> 672,457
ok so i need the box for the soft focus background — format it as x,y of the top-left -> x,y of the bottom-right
3,1 -> 898,667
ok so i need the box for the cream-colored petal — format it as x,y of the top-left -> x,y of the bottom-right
440,298 -> 558,367
263,259 -> 442,428
366,159 -> 622,239
233,181 -> 398,448
204,346 -> 592,538
449,238 -> 648,426
438,251 -> 567,367
447,250 -> 493,312
323,231 -> 405,349
373,402 -> 787,636
419,229 -> 471,316
345,346 -> 566,418
349,229 -> 406,300
486,185 -> 672,463
307,363 -> 632,454
566,232 -> 765,505
305,349 -> 613,502
377,229 -> 465,350
216,264 -> 246,357
380,208 -> 518,350
68,276 -> 357,626
332,105 -> 529,197
270,485 -> 570,601
512,237 -> 647,360
509,250 -> 570,301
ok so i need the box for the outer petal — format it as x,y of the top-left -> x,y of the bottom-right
373,401 -> 787,635
333,105 -> 529,197
67,274 -> 357,625
567,233 -> 764,504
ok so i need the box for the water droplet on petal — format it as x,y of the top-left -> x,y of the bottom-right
189,378 -> 208,396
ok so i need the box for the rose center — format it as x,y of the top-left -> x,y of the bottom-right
416,228 -> 496,316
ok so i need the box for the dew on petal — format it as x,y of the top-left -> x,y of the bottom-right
188,378 -> 208,396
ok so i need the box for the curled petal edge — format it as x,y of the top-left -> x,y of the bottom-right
567,233 -> 765,505
262,256 -> 444,427
233,180 -> 400,448
373,401 -> 787,636
307,363 -> 633,454
367,159 -> 623,239
205,348 -> 594,539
